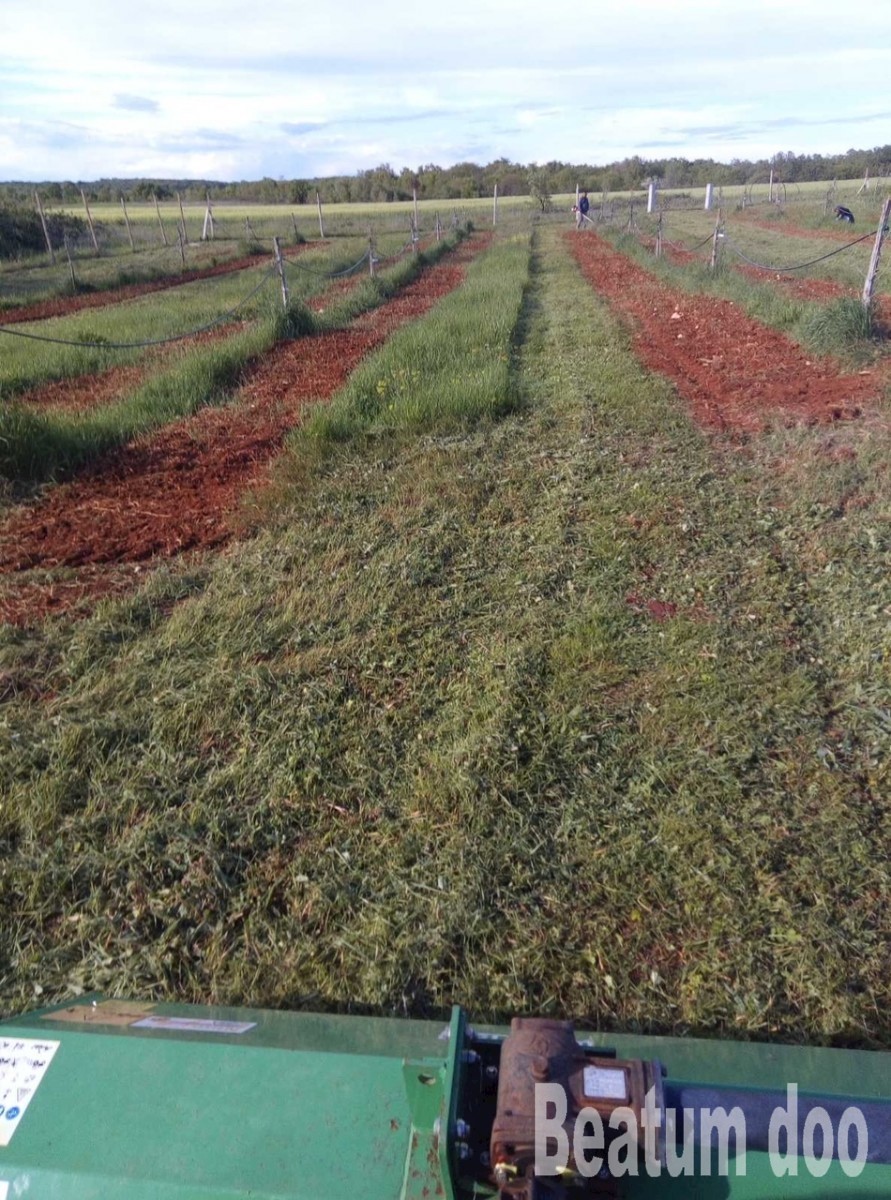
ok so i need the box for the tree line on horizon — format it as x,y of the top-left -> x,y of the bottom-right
2,146 -> 890,209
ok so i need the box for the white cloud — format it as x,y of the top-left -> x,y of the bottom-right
2,0 -> 890,179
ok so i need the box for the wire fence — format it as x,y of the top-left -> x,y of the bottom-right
0,223 -> 448,350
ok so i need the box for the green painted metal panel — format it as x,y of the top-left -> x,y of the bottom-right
0,997 -> 461,1199
1,998 -> 890,1198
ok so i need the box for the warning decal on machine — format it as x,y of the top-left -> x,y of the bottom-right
582,1065 -> 628,1101
132,1016 -> 256,1035
0,1037 -> 60,1146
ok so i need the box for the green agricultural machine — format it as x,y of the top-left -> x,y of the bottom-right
0,995 -> 889,1198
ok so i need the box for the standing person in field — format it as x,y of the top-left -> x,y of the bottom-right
577,190 -> 590,230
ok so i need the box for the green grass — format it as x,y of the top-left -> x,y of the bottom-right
0,239 -> 257,313
628,200 -> 890,298
0,231 -> 468,487
299,233 -> 530,448
0,238 -> 403,400
0,226 -> 888,1047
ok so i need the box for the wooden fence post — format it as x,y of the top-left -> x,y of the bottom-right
178,225 -> 186,268
63,234 -> 77,290
316,191 -> 325,238
154,195 -> 169,246
120,194 -> 135,251
81,188 -> 99,252
273,237 -> 289,309
177,192 -> 188,245
710,211 -> 723,271
655,213 -> 663,258
862,195 -> 891,310
34,191 -> 56,263
493,183 -> 498,226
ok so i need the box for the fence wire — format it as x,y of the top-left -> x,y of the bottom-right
0,264 -> 278,349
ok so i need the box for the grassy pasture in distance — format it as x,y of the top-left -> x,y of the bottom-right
1,222 -> 889,1045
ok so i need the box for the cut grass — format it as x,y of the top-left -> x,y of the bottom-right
0,232 -> 468,487
0,226 -> 888,1049
298,232 -> 530,449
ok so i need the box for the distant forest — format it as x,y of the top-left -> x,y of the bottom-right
2,146 -> 890,206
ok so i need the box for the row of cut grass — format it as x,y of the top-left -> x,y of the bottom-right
0,237 -> 410,400
1,226 -> 888,1047
0,231 -> 469,489
0,238 -> 266,314
296,232 -> 531,450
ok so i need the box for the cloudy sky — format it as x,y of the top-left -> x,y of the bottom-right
2,0 -> 891,181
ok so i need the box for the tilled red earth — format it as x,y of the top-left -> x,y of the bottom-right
567,231 -> 884,432
0,234 -> 491,625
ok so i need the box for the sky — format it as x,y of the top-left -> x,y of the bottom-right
2,0 -> 891,182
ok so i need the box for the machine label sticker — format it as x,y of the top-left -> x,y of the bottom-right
132,1017 -> 256,1035
582,1065 -> 627,1101
0,1037 -> 60,1146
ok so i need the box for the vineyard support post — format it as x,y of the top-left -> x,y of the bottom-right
177,193 -> 189,244
273,237 -> 289,309
120,194 -> 135,251
710,211 -> 723,271
862,195 -> 891,310
154,195 -> 169,246
34,191 -> 56,264
81,189 -> 99,251
63,234 -> 77,290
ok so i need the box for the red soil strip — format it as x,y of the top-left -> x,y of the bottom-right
0,234 -> 492,625
0,244 -> 316,326
567,232 -> 883,432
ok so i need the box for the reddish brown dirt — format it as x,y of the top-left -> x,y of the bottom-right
0,244 -> 317,326
567,231 -> 884,432
0,234 -> 492,625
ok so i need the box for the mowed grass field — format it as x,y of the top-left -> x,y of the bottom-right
1,220 -> 889,1047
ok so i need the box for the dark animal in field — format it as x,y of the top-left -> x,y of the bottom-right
834,205 -> 855,223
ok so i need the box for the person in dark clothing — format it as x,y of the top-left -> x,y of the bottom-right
835,205 -> 855,223
577,191 -> 590,229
